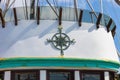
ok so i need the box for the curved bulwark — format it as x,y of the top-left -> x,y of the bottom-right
0,57 -> 119,71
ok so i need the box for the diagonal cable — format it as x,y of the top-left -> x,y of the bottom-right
86,0 -> 98,18
46,0 -> 59,18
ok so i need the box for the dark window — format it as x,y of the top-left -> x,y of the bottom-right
47,70 -> 74,80
0,72 -> 4,80
11,70 -> 39,80
80,71 -> 104,80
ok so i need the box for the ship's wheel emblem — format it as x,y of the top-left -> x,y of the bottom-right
47,26 -> 75,56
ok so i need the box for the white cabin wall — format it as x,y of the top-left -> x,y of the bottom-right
0,20 -> 119,62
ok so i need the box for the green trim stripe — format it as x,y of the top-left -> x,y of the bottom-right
0,57 -> 119,70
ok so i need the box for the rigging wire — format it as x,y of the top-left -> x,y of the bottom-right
53,0 -> 59,20
25,0 -> 28,19
73,0 -> 78,21
46,0 -> 59,18
69,0 -> 70,20
9,7 -> 12,22
63,0 -> 67,20
67,0 -> 70,20
41,0 -> 44,19
22,0 -> 26,20
86,0 -> 97,18
3,0 -> 16,17
53,0 -> 57,12
55,0 -> 59,20
4,0 -> 10,13
99,0 -> 105,26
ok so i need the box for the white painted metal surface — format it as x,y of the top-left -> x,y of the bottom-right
104,72 -> 110,80
0,20 -> 119,62
4,71 -> 11,80
75,71 -> 80,80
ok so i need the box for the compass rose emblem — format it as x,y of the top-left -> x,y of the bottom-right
47,26 -> 75,56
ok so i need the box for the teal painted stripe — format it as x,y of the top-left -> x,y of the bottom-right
0,57 -> 119,70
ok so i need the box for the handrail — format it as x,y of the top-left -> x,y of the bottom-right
2,6 -> 116,35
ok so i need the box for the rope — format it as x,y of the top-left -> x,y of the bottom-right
10,0 -> 15,22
